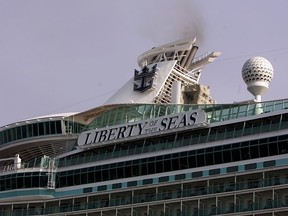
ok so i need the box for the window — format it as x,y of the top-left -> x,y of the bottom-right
32,123 -> 38,136
209,169 -> 220,175
227,166 -> 238,173
159,176 -> 169,183
83,187 -> 92,193
127,181 -> 137,187
143,179 -> 153,185
98,185 -> 107,191
192,171 -> 203,178
175,174 -> 185,180
245,163 -> 256,170
112,183 -> 122,189
263,160 -> 275,167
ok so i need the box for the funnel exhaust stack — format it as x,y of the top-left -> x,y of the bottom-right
180,45 -> 198,68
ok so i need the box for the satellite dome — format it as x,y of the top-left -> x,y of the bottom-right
242,56 -> 274,102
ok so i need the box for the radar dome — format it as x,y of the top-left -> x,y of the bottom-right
242,56 -> 274,102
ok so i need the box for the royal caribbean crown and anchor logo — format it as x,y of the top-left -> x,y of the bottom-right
133,64 -> 158,92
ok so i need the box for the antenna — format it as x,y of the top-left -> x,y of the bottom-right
242,56 -> 274,102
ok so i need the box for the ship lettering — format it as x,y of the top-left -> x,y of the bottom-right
78,110 -> 206,146
189,112 -> 197,125
138,122 -> 148,134
116,126 -> 127,139
84,133 -> 92,145
98,130 -> 108,142
107,128 -> 118,140
159,118 -> 168,131
167,116 -> 179,129
93,131 -> 100,143
159,112 -> 197,131
177,114 -> 187,128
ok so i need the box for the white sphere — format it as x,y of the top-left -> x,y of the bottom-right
242,57 -> 274,98
242,56 -> 273,83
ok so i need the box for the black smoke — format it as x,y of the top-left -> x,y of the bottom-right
137,0 -> 205,45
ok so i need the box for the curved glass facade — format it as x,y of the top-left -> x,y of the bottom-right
0,120 -> 85,146
56,134 -> 288,188
0,120 -> 62,146
0,172 -> 48,190
85,99 -> 288,131
0,99 -> 286,215
59,112 -> 288,168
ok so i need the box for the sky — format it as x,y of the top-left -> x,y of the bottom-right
1,0 -> 288,126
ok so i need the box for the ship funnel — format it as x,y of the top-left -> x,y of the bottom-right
184,46 -> 198,69
180,46 -> 198,69
171,81 -> 182,104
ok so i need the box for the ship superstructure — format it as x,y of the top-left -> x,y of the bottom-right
105,37 -> 220,105
0,38 -> 287,216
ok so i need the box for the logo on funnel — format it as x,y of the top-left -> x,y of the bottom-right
134,64 -> 158,92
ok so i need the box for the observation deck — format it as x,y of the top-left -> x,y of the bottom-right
0,113 -> 85,168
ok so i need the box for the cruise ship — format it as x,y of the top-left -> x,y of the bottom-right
1,37 -> 288,216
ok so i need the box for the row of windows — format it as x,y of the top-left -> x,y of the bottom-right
0,121 -> 62,145
3,173 -> 288,216
0,163 -> 287,216
86,99 -> 288,130
0,120 -> 86,146
59,113 -> 288,168
56,134 -> 288,188
64,121 -> 86,134
0,156 -> 280,192
0,172 -> 47,190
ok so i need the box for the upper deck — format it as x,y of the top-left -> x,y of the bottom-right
0,113 -> 85,167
